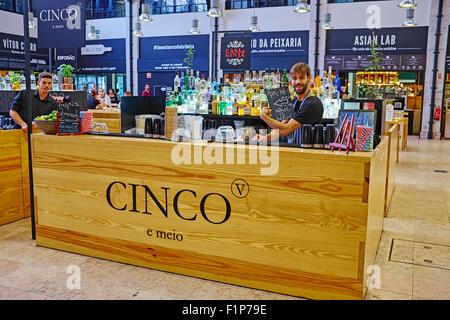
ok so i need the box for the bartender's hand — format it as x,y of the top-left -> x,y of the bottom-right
252,134 -> 268,142
260,106 -> 272,120
21,123 -> 28,133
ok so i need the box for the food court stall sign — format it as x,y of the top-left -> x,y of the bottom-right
36,0 -> 86,48
220,36 -> 252,70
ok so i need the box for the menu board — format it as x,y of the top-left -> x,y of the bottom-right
324,54 -> 426,71
57,99 -> 81,135
400,55 -> 426,71
265,87 -> 292,121
379,55 -> 401,70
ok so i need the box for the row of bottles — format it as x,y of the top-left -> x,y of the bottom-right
0,71 -> 36,91
0,71 -> 65,91
168,68 -> 288,116
313,66 -> 341,100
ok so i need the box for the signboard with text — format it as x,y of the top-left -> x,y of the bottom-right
0,32 -> 49,70
220,36 -> 251,70
138,35 -> 209,72
236,31 -> 309,71
37,0 -> 86,48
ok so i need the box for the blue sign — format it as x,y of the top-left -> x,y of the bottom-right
55,48 -> 78,70
138,35 -> 209,72
37,0 -> 86,48
77,39 -> 126,73
0,32 -> 49,69
326,27 -> 428,56
234,31 -> 309,71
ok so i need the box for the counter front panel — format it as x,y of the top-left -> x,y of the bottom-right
31,134 -> 387,300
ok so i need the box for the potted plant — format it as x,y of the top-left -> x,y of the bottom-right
58,64 -> 74,90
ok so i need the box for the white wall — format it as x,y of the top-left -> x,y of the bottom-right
0,10 -> 37,37
328,0 -> 431,29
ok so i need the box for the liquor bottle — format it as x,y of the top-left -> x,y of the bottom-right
195,71 -> 201,91
4,73 -> 11,90
238,99 -> 245,116
251,89 -> 261,116
0,74 -> 5,90
244,70 -> 251,89
173,71 -> 180,93
218,95 -> 227,115
189,69 -> 195,90
52,73 -> 60,91
244,97 -> 252,116
199,74 -> 206,92
281,69 -> 289,87
263,68 -> 269,89
232,98 -> 239,115
206,77 -> 212,92
212,95 -> 218,115
30,73 -> 36,90
260,89 -> 268,109
180,71 -> 185,91
208,95 -> 213,114
184,70 -> 189,91
20,72 -> 26,90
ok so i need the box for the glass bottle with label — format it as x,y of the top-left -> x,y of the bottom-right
218,95 -> 227,115
244,97 -> 252,116
251,89 -> 261,116
281,69 -> 289,87
173,71 -> 180,93
4,73 -> 11,90
199,74 -> 206,92
0,74 -> 5,90
194,71 -> 201,91
232,97 -> 239,115
212,95 -> 218,115
52,73 -> 60,91
30,73 -> 36,90
20,72 -> 26,90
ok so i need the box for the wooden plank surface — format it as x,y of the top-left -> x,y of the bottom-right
384,125 -> 399,216
0,130 -> 25,225
32,134 -> 387,299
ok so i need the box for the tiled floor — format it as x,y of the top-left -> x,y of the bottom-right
0,136 -> 449,300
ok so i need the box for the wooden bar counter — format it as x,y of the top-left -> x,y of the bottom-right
91,108 -> 121,133
0,129 -> 30,225
31,134 -> 388,300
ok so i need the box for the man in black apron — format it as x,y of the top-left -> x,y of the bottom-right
253,62 -> 323,143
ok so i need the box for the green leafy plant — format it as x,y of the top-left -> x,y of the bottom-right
183,48 -> 195,69
58,64 -> 74,78
365,32 -> 383,72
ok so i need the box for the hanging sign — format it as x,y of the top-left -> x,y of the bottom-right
37,0 -> 86,48
220,36 -> 251,70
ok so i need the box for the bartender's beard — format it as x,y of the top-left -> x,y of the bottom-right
295,83 -> 309,96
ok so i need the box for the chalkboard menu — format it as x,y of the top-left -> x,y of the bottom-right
57,99 -> 81,135
265,87 -> 292,121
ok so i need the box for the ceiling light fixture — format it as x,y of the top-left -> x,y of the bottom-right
139,3 -> 152,22
398,0 -> 417,8
294,0 -> 310,13
28,12 -> 36,29
403,8 -> 417,26
322,12 -> 333,30
134,22 -> 144,37
207,0 -> 221,18
249,15 -> 260,32
190,18 -> 200,34
88,25 -> 97,39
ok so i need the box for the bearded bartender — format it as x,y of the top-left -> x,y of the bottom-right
253,62 -> 324,143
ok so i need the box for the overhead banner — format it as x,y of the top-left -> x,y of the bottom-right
326,27 -> 428,56
325,27 -> 428,71
220,36 -> 251,70
54,39 -> 126,73
138,35 -> 209,72
0,32 -> 49,69
37,0 -> 86,48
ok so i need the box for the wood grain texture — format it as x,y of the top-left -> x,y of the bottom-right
36,224 -> 363,300
92,109 -> 121,133
362,137 -> 388,298
32,134 -> 388,299
384,124 -> 399,216
0,130 -> 28,225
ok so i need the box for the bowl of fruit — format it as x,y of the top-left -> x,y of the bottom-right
34,110 -> 58,134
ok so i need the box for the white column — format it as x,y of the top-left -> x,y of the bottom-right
421,0 -> 450,139
132,0 -> 139,96
125,1 -> 131,93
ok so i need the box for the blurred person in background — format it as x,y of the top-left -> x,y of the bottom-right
99,87 -> 111,107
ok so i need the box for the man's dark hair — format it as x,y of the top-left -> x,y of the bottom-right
290,63 -> 311,77
38,72 -> 52,83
